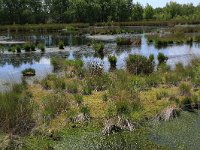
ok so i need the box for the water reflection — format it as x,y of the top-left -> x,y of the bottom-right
1,35 -> 200,84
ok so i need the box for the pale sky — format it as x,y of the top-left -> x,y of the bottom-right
135,0 -> 199,8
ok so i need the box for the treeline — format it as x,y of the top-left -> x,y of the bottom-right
0,0 -> 200,24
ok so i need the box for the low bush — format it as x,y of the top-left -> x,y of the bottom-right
156,91 -> 169,100
0,84 -> 34,134
157,53 -> 168,65
179,83 -> 191,96
116,37 -> 132,45
42,93 -> 69,122
22,68 -> 36,76
24,43 -> 31,52
82,82 -> 93,95
58,41 -> 64,49
126,54 -> 154,75
108,55 -> 117,69
38,43 -> 45,52
16,45 -> 21,53
67,82 -> 79,94
92,42 -> 104,56
74,94 -> 83,106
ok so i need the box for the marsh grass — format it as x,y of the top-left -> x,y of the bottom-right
0,84 -> 34,135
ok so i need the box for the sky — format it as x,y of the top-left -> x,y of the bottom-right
135,0 -> 199,8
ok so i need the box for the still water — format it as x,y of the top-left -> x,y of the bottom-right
0,33 -> 200,84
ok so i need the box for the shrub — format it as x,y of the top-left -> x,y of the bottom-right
116,37 -> 132,45
16,45 -> 21,53
164,72 -> 180,85
41,74 -> 57,90
53,77 -> 66,91
126,54 -> 154,75
67,82 -> 78,94
92,42 -> 104,55
0,84 -> 33,134
157,53 -> 168,65
102,93 -> 108,102
108,55 -> 117,69
115,100 -> 131,116
74,94 -> 83,106
58,41 -> 64,49
30,43 -> 36,51
82,83 -> 93,95
42,93 -> 69,122
145,74 -> 161,87
156,91 -> 169,100
24,43 -> 31,52
22,68 -> 36,76
80,106 -> 90,115
179,83 -> 191,96
38,43 -> 45,52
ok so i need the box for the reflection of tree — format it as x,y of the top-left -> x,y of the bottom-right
0,52 -> 70,68
115,45 -> 132,55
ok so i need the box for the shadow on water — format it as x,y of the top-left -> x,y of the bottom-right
1,33 -> 200,84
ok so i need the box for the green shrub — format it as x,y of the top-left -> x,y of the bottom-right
179,83 -> 191,96
53,77 -> 66,91
126,54 -> 154,74
74,94 -> 83,106
80,106 -> 90,115
82,83 -> 93,95
115,100 -> 131,116
67,82 -> 78,94
102,93 -> 108,102
42,93 -> 69,121
0,84 -> 33,134
38,43 -> 45,52
24,43 -> 31,52
41,74 -> 57,90
58,41 -> 64,49
16,45 -> 21,53
157,53 -> 168,65
116,37 -> 132,45
92,42 -> 104,55
108,55 -> 117,69
164,72 -> 180,85
22,68 -> 36,76
156,91 -> 169,100
30,43 -> 36,51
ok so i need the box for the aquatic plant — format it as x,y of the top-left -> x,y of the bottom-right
24,43 -> 31,52
16,45 -> 21,53
58,40 -> 64,49
126,54 -> 154,75
116,37 -> 132,45
22,68 -> 36,76
92,42 -> 104,57
38,43 -> 45,52
157,53 -> 168,65
108,55 -> 117,69
30,43 -> 36,51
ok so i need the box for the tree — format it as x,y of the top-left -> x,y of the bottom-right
144,3 -> 154,20
131,2 -> 143,21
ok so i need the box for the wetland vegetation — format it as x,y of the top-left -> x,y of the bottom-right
1,0 -> 200,150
